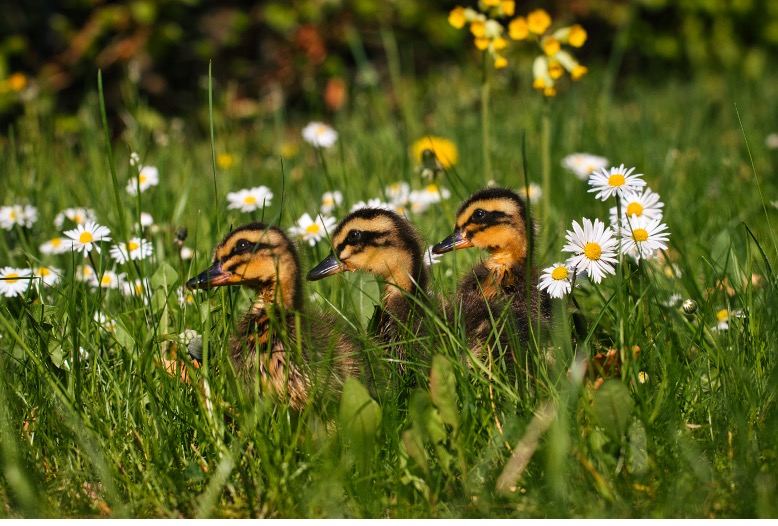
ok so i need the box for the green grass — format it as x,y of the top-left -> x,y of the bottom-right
1,63 -> 777,518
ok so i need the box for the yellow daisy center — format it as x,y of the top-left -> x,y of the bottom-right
79,232 -> 93,243
101,275 -> 113,286
323,196 -> 334,205
632,228 -> 649,242
51,238 -> 62,247
608,173 -> 625,187
139,174 -> 147,184
6,272 -> 19,283
9,210 -> 16,220
128,241 -> 140,251
551,266 -> 569,280
626,202 -> 644,216
583,242 -> 602,261
74,213 -> 84,223
716,309 -> 729,322
425,184 -> 439,193
38,268 -> 51,277
316,125 -> 327,135
243,195 -> 257,205
306,224 -> 321,235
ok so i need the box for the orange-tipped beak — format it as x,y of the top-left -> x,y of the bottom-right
431,229 -> 473,254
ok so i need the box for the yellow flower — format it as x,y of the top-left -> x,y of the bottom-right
542,36 -> 561,56
568,24 -> 587,47
508,17 -> 528,40
470,20 -> 486,37
411,136 -> 459,169
449,7 -> 467,29
501,0 -> 515,17
8,73 -> 27,92
474,37 -> 490,50
544,86 -> 557,97
494,55 -> 508,69
548,60 -> 564,79
481,0 -> 500,6
572,65 -> 588,80
492,36 -> 509,51
527,9 -> 552,35
216,152 -> 235,169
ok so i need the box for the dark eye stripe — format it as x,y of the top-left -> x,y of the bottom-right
231,241 -> 274,257
464,210 -> 507,228
335,230 -> 391,255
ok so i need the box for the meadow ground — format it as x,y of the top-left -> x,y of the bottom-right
0,64 -> 777,517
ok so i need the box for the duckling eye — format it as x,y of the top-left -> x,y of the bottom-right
234,239 -> 255,254
347,230 -> 362,243
472,209 -> 487,221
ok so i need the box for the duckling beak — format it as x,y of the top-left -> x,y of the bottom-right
185,262 -> 235,290
307,252 -> 346,281
432,229 -> 473,254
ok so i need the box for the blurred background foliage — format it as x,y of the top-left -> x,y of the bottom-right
1,0 -> 777,129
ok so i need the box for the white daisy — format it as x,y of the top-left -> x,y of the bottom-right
609,187 -> 664,226
226,186 -> 273,213
289,213 -> 336,246
619,216 -> 670,260
561,153 -> 609,180
109,237 -> 154,264
126,165 -> 159,195
320,191 -> 343,214
121,278 -> 151,298
33,266 -> 62,287
350,198 -> 395,212
40,236 -> 73,255
385,182 -> 411,206
712,308 -> 743,332
537,262 -> 573,298
408,184 -> 451,213
562,218 -> 618,284
0,204 -> 38,230
177,286 -> 197,306
588,164 -> 646,201
766,133 -> 778,150
53,207 -> 97,229
180,246 -> 194,260
139,212 -> 154,228
76,265 -> 98,286
0,267 -> 32,297
519,183 -> 542,203
129,152 -> 141,166
302,122 -> 338,149
424,247 -> 442,267
95,270 -> 125,290
64,221 -> 112,256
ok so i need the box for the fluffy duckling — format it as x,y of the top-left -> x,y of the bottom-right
432,187 -> 551,367
186,222 -> 363,410
306,208 -> 429,375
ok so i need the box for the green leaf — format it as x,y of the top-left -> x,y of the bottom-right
151,262 -> 179,290
429,355 -> 459,432
592,379 -> 634,441
339,378 -> 382,471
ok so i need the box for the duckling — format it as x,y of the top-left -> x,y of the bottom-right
185,222 -> 363,410
306,208 -> 429,376
432,187 -> 551,369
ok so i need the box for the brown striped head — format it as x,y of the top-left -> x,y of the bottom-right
307,208 -> 427,295
432,187 -> 533,269
186,222 -> 303,309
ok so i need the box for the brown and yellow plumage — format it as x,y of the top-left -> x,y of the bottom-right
433,187 -> 551,369
186,222 -> 363,410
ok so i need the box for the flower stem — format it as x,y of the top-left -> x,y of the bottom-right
481,56 -> 492,184
541,102 -> 551,228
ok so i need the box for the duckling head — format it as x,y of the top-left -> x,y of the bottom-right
186,222 -> 303,309
432,187 -> 533,270
307,208 -> 427,295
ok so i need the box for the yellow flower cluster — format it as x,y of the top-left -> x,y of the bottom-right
448,1 -> 516,69
448,5 -> 588,95
513,10 -> 588,97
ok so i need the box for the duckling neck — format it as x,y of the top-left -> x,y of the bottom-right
249,275 -> 303,316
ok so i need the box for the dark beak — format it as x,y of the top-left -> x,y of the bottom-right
307,252 -> 346,281
432,229 -> 473,254
185,261 -> 235,290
